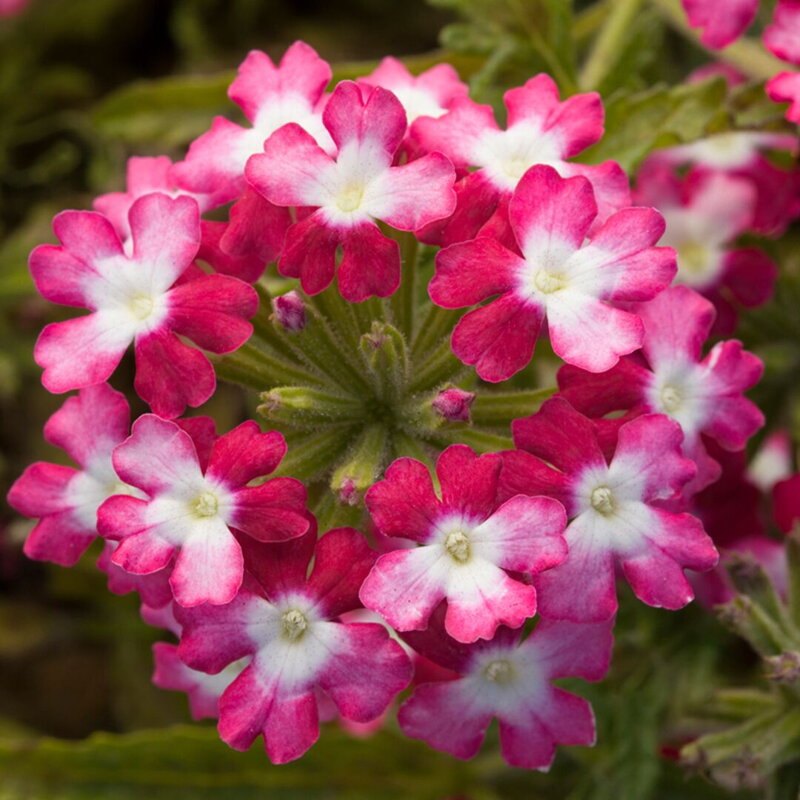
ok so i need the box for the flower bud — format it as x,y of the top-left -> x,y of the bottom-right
272,290 -> 306,332
432,387 -> 475,422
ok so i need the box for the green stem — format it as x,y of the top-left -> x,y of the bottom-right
408,337 -> 466,394
412,304 -> 461,360
579,0 -> 645,89
649,0 -> 789,81
390,231 -> 419,341
215,342 -> 322,390
471,387 -> 556,428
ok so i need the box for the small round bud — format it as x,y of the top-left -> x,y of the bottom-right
432,387 -> 475,422
272,290 -> 306,332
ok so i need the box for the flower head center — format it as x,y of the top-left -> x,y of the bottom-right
503,156 -> 530,181
660,384 -> 683,413
444,530 -> 472,563
484,659 -> 515,685
590,486 -> 616,515
281,609 -> 309,641
130,294 -> 154,320
192,491 -> 219,518
534,270 -> 567,294
676,240 -> 709,276
336,182 -> 366,213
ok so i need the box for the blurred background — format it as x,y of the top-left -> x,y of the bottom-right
0,1 -> 793,798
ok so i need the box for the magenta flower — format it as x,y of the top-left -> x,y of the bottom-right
501,398 -> 718,622
635,162 -> 777,334
29,193 -> 258,419
399,609 -> 613,769
358,57 -> 469,124
774,474 -> 800,533
411,73 -> 629,246
361,444 -> 567,643
176,527 -> 413,763
7,384 -> 141,566
430,164 -> 675,382
681,0 -> 758,48
98,414 -> 309,607
764,1 -> 800,64
172,42 -> 333,200
245,80 -> 456,301
558,285 -> 765,492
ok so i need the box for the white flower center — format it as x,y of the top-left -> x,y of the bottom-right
336,182 -> 366,213
444,530 -> 472,563
676,240 -> 709,277
503,156 -> 531,181
484,659 -> 515,685
660,384 -> 683,413
281,608 -> 309,641
129,294 -> 155,320
534,270 -> 567,294
192,491 -> 219,518
590,486 -> 616,515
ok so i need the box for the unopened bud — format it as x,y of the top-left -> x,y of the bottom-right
764,651 -> 800,683
432,387 -> 475,422
337,478 -> 362,507
272,290 -> 306,332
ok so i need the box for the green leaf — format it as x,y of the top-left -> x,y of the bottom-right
581,77 -> 728,172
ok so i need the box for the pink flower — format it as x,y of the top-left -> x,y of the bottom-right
681,0 -> 758,48
98,541 -> 174,608
176,527 -> 413,763
432,387 -> 475,422
361,444 -> 568,643
97,414 -> 309,607
29,193 -> 258,418
358,57 -> 469,123
172,42 -> 333,201
0,0 -> 28,18
558,285 -> 765,492
7,384 -> 141,566
398,609 -> 613,769
501,398 -> 718,621
774,474 -> 800,533
411,74 -> 629,246
764,1 -> 800,65
430,164 -> 675,382
767,72 -> 800,124
245,80 -> 456,301
635,162 -> 777,334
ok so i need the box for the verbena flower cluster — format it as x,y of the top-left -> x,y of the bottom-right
7,39 -> 800,769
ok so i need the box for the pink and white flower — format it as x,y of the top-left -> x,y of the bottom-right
172,42 -> 333,201
361,444 -> 568,643
764,1 -> 800,65
635,162 -> 777,333
359,57 -> 469,124
7,384 -> 141,566
430,164 -> 675,382
29,193 -> 258,418
245,80 -> 456,301
399,609 -> 614,769
411,74 -> 630,246
558,285 -> 765,492
176,527 -> 413,763
681,0 -> 758,48
97,414 -> 309,607
501,398 -> 718,621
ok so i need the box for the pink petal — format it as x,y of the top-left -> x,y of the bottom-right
323,81 -> 405,158
527,617 -> 614,681
240,524 -> 317,598
767,72 -> 800,124
220,187 -> 291,266
559,160 -> 632,231
498,450 -> 574,512
112,527 -> 176,575
51,209 -> 123,264
43,383 -> 129,467
29,245 -> 97,307
510,164 -> 596,258
774,475 -> 800,533
365,457 -> 442,542
451,292 -> 544,382
764,1 -> 800,65
558,358 -> 649,419
367,152 -> 456,231
35,314 -> 131,394
426,170 -> 501,247
152,642 -> 222,720
430,237 -> 522,308
206,422 -> 285,487
231,479 -> 309,542
337,223 -> 400,302
722,248 -> 778,307
278,213 -> 339,295
128,193 -> 200,287
229,43 -> 330,122
197,220 -> 266,284
166,274 -> 256,353
170,523 -> 243,607
23,511 -> 96,566
133,329 -> 216,419
436,445 -> 502,521
175,416 -> 217,473
111,414 -> 201,495
306,528 -> 376,618
316,623 -> 412,721
682,0 -> 758,48
8,462 -> 76,517
621,547 -> 697,610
